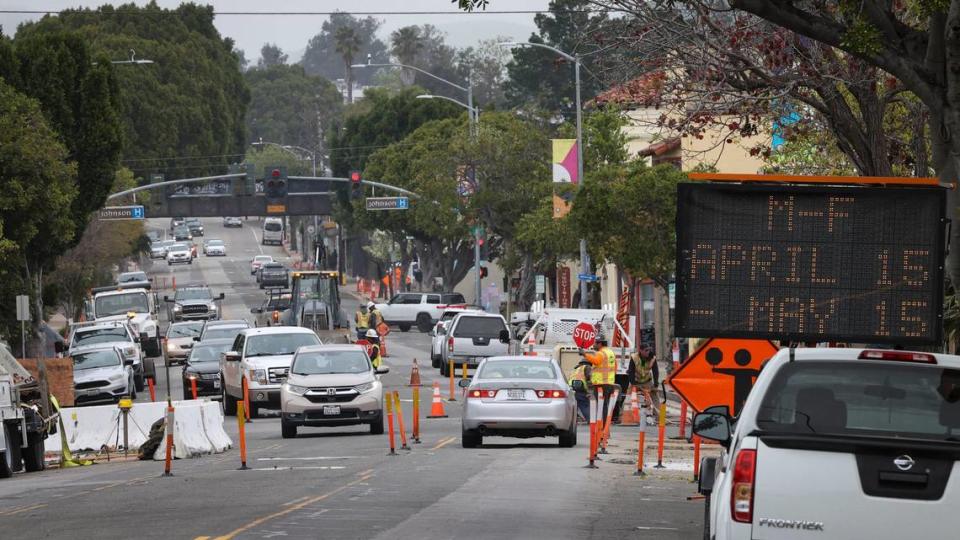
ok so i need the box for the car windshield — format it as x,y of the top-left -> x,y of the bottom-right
167,323 -> 203,338
245,333 -> 320,357
95,292 -> 149,317
119,272 -> 147,283
291,350 -> 370,375
756,361 -> 960,443
189,343 -> 231,363
74,327 -> 129,346
254,256 -> 272,263
207,239 -> 223,246
478,360 -> 556,380
169,243 -> 188,251
264,222 -> 282,232
73,349 -> 121,370
176,288 -> 212,301
203,327 -> 245,341
454,316 -> 505,338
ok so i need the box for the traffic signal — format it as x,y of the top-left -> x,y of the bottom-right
349,170 -> 362,200
264,166 -> 287,198
479,265 -> 488,279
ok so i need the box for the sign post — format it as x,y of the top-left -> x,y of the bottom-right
16,295 -> 29,359
572,322 -> 598,349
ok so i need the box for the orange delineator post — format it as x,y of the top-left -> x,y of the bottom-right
655,402 -> 666,468
393,391 -> 409,450
447,359 -> 456,401
634,431 -> 646,476
678,400 -> 688,439
237,401 -> 249,470
412,386 -> 421,443
162,405 -> 174,476
586,393 -> 598,469
594,388 -> 606,462
693,435 -> 701,481
147,378 -> 156,402
385,393 -> 397,455
190,377 -> 198,400
243,375 -> 251,422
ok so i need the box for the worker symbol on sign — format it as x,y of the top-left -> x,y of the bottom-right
705,347 -> 761,416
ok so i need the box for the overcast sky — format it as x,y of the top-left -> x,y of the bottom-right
0,1 -> 551,62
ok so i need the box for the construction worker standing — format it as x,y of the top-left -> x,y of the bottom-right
580,331 -> 618,423
365,329 -> 383,369
355,304 -> 371,341
636,346 -> 661,421
367,301 -> 383,330
568,359 -> 593,422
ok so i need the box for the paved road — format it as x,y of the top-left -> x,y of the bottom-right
1,217 -> 706,540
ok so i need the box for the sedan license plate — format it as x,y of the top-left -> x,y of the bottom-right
507,389 -> 526,400
323,405 -> 341,416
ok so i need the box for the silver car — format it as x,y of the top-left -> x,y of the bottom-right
460,356 -> 577,448
280,344 -> 390,438
164,321 -> 204,365
203,239 -> 226,256
73,346 -> 135,405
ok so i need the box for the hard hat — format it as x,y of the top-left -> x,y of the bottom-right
367,301 -> 376,309
366,329 -> 379,339
595,331 -> 608,345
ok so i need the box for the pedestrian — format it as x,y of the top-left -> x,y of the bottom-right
366,301 -> 383,329
365,329 -> 383,369
636,346 -> 661,421
612,350 -> 637,423
568,359 -> 593,423
580,331 -> 618,424
355,303 -> 371,341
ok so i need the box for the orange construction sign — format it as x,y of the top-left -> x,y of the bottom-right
666,338 -> 779,416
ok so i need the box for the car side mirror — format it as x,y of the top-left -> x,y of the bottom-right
458,378 -> 471,388
54,342 -> 65,354
123,358 -> 134,366
375,366 -> 390,375
692,412 -> 732,448
193,336 -> 201,342
223,351 -> 240,362
133,337 -> 141,343
183,342 -> 193,349
437,327 -> 446,336
218,293 -> 225,300
498,329 -> 510,343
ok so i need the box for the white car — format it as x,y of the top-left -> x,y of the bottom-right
67,321 -> 145,391
203,239 -> 226,256
250,255 -> 273,275
694,347 -> 960,540
430,308 -> 484,368
374,292 -> 467,332
439,312 -> 510,376
166,243 -> 192,265
223,216 -> 243,228
72,346 -> 136,405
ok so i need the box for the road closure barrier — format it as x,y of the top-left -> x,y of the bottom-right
634,431 -> 646,476
448,360 -> 456,401
393,391 -> 409,450
409,359 -> 421,387
386,392 -> 397,455
655,402 -> 667,468
412,386 -> 421,443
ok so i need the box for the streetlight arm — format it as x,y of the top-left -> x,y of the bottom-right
498,41 -> 576,62
352,62 -> 468,93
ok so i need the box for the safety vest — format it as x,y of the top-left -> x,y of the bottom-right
369,345 -> 382,369
369,308 -> 382,328
568,364 -> 590,392
636,354 -> 654,385
589,347 -> 617,386
356,311 -> 370,328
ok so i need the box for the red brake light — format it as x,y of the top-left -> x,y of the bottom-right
731,449 -> 756,523
536,389 -> 566,399
858,350 -> 937,364
272,169 -> 281,178
468,389 -> 498,399
447,336 -> 454,352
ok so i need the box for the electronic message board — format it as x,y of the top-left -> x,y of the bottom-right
675,183 -> 946,344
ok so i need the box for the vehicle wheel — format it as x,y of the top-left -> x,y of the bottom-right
0,425 -> 14,478
398,323 -> 411,332
461,427 -> 482,448
431,354 -> 440,369
281,421 -> 297,439
22,432 -> 45,473
439,360 -> 448,377
134,371 -> 145,392
702,494 -> 711,540
259,283 -> 264,289
558,427 -> 577,448
249,403 -> 260,419
129,377 -> 137,400
369,414 -> 384,435
222,380 -> 237,416
416,314 -> 433,333
188,260 -> 193,265
183,388 -> 192,401
143,357 -> 157,379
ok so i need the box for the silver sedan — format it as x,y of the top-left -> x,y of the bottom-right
460,356 -> 577,448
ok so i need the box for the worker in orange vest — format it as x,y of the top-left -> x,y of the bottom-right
580,331 -> 618,425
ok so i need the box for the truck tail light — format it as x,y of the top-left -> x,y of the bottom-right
447,337 -> 454,353
536,389 -> 566,399
731,449 -> 756,523
467,389 -> 498,399
858,350 -> 937,364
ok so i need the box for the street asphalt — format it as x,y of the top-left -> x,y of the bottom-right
0,217 -> 706,540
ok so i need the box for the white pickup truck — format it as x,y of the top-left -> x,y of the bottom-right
374,292 -> 467,332
439,312 -> 510,376
88,285 -> 162,361
220,327 -> 321,418
694,347 -> 960,540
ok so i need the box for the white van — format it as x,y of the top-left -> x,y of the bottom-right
262,217 -> 284,245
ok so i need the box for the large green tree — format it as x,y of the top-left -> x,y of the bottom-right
301,13 -> 388,85
14,2 -> 249,180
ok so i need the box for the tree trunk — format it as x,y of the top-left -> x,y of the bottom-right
653,282 -> 671,365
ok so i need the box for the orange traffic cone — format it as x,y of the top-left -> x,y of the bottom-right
523,330 -> 536,356
409,358 -> 422,387
427,381 -> 447,418
620,385 -> 640,426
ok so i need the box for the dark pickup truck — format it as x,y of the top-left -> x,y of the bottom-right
258,262 -> 289,289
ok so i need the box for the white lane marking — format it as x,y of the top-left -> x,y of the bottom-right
257,456 -> 359,461
635,527 -> 680,531
250,466 -> 346,471
250,226 -> 263,255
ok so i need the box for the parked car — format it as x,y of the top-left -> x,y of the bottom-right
250,255 -> 274,275
185,217 -> 204,236
172,226 -> 192,241
431,308 -> 484,368
374,292 -> 467,332
203,238 -> 226,256
220,327 -> 322,417
150,239 -> 175,259
164,321 -> 204,366
166,243 -> 192,265
440,312 -> 510,376
693,347 -> 960,540
72,346 -> 136,405
460,356 -> 577,448
258,262 -> 289,289
181,338 -> 233,400
164,285 -> 224,321
223,216 -> 243,228
280,344 -> 389,438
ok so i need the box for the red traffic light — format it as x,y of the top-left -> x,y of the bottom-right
271,169 -> 281,178
350,170 -> 361,183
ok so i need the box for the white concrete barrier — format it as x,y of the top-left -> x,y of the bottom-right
47,399 -> 232,459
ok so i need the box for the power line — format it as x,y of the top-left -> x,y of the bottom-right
0,9 -> 621,16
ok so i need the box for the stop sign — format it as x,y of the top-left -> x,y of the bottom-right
572,322 -> 597,349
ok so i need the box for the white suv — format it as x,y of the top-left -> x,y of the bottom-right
694,347 -> 960,540
439,312 -> 510,377
375,292 -> 467,332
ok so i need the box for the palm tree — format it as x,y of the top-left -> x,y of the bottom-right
334,25 -> 363,103
390,26 -> 423,86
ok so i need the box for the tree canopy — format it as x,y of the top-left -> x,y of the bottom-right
301,13 -> 388,85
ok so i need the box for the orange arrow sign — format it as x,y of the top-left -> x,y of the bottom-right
667,338 -> 779,416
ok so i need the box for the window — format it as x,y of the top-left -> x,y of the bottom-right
95,293 -> 149,317
426,295 -> 441,304
399,294 -> 421,305
73,327 -> 129,346
189,343 -> 231,363
264,222 -> 282,232
453,316 -> 506,338
175,288 -> 213,301
756,361 -> 960,443
291,350 -> 370,375
232,335 -> 245,353
478,360 -> 556,380
73,349 -> 122,370
167,322 -> 203,338
442,293 -> 466,304
203,327 -> 245,342
244,333 -> 321,357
